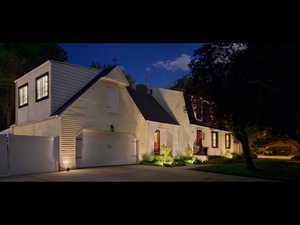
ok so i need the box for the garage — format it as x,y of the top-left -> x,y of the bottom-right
76,130 -> 137,168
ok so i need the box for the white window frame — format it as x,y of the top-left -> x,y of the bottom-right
225,133 -> 231,149
18,83 -> 28,108
36,72 -> 49,102
211,131 -> 218,148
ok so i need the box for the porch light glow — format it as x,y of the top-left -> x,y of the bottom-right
62,160 -> 71,171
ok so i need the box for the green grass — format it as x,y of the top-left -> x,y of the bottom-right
193,158 -> 300,182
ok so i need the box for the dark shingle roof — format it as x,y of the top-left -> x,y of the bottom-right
127,88 -> 179,125
51,66 -> 116,116
183,93 -> 229,130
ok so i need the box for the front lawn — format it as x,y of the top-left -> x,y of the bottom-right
193,158 -> 300,182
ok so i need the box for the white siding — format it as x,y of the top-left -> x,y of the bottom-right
15,61 -> 51,125
12,117 -> 60,137
50,60 -> 101,114
59,78 -> 146,168
151,87 -> 242,155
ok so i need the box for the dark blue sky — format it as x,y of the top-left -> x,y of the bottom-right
59,43 -> 203,88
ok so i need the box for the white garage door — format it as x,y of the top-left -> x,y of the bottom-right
76,131 -> 137,168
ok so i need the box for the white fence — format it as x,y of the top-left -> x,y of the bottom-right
0,134 -> 59,177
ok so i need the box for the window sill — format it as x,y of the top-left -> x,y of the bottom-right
36,95 -> 49,102
18,103 -> 28,109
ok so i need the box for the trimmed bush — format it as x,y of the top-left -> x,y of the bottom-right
161,144 -> 172,157
143,154 -> 155,162
222,151 -> 233,159
172,160 -> 186,166
193,158 -> 208,164
184,144 -> 193,157
164,155 -> 174,163
152,160 -> 164,166
153,155 -> 165,161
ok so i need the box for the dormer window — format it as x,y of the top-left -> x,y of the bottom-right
36,72 -> 49,102
18,83 -> 28,108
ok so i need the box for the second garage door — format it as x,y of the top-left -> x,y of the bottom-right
76,130 -> 137,168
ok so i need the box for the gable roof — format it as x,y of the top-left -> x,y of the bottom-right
127,88 -> 179,125
102,66 -> 129,86
51,66 -> 116,116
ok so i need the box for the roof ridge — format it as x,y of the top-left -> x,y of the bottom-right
49,60 -> 102,71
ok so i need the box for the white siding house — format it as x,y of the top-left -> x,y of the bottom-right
11,60 -> 242,171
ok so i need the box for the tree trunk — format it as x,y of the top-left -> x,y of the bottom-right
239,127 -> 256,170
240,135 -> 256,170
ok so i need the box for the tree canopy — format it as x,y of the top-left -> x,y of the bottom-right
0,43 -> 68,130
177,42 -> 300,169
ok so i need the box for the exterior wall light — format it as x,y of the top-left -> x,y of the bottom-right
62,160 -> 71,171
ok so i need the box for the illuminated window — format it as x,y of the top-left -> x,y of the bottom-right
18,84 -> 28,107
36,73 -> 49,101
225,133 -> 231,149
211,131 -> 218,148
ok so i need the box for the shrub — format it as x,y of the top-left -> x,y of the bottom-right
161,144 -> 172,157
172,156 -> 186,166
143,154 -> 155,162
153,155 -> 165,161
174,156 -> 186,161
164,163 -> 173,167
172,160 -> 186,166
184,144 -> 193,157
152,160 -> 164,167
222,151 -> 233,159
164,155 -> 174,163
193,158 -> 208,164
184,156 -> 197,164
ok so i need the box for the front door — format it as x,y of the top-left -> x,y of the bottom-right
196,130 -> 203,147
154,130 -> 160,155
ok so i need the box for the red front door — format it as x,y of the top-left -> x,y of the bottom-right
154,130 -> 160,155
196,130 -> 202,147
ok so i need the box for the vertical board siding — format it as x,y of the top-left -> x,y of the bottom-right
51,61 -> 101,114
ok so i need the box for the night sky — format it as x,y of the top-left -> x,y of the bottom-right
59,43 -> 203,88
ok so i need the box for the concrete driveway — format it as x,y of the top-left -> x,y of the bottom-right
0,165 -> 276,182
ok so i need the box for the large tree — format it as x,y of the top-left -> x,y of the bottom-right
0,43 -> 68,130
188,42 -> 300,170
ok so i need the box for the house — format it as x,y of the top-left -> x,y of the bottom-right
10,60 -> 242,170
